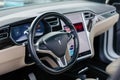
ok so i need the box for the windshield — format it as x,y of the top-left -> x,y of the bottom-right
0,0 -> 105,10
0,0 -> 72,9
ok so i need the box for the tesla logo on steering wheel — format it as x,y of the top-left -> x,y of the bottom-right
58,40 -> 62,45
54,37 -> 62,45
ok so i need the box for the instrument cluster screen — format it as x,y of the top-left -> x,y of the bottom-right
11,22 -> 44,42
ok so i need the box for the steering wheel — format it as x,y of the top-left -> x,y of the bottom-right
28,12 -> 79,74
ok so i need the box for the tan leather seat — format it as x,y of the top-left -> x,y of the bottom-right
106,58 -> 120,75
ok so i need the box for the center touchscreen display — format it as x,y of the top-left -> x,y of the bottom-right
64,12 -> 91,56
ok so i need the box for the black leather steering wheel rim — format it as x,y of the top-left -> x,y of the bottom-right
28,12 -> 79,75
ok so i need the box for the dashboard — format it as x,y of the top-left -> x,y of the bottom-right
9,12 -> 92,60
0,0 -> 119,75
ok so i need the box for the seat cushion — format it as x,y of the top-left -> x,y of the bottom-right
106,58 -> 120,75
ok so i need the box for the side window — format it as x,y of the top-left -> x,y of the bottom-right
108,0 -> 120,5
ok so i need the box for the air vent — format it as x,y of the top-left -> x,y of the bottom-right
45,17 -> 60,27
0,27 -> 9,40
83,11 -> 95,32
84,11 -> 95,20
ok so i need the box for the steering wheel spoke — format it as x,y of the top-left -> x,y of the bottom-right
56,55 -> 68,68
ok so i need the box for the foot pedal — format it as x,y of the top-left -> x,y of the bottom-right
28,73 -> 37,80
